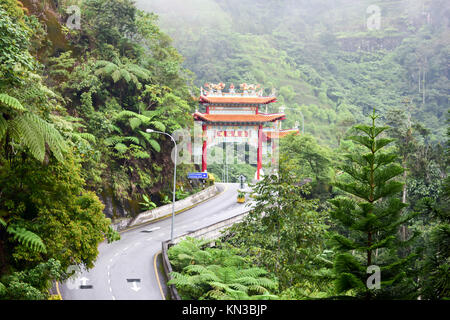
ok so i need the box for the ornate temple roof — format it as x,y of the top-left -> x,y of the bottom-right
193,112 -> 286,123
198,83 -> 277,105
199,95 -> 277,105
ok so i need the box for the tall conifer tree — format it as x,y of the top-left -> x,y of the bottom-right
329,110 -> 417,299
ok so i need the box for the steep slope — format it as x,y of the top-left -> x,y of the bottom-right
136,0 -> 449,144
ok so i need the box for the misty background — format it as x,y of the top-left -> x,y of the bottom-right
134,0 -> 449,144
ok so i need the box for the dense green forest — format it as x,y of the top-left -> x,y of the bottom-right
0,0 -> 448,300
137,0 -> 449,144
0,0 -> 199,299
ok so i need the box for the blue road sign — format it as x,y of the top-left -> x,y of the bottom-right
188,172 -> 208,179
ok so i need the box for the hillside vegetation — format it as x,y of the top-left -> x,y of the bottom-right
136,0 -> 449,144
0,0 -> 448,300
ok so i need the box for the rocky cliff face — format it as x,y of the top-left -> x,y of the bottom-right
22,0 -> 71,58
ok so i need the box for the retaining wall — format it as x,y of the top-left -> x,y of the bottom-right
111,185 -> 220,231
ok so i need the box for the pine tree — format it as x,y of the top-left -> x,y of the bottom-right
329,109 -> 417,299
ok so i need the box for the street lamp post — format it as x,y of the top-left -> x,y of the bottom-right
146,129 -> 177,242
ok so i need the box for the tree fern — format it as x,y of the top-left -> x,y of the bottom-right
94,59 -> 150,87
168,238 -> 279,300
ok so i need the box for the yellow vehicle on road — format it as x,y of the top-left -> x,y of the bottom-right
237,190 -> 246,203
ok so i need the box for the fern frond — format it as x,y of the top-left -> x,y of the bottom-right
142,110 -> 156,119
94,60 -> 110,68
123,136 -> 140,145
248,284 -> 269,295
10,114 -> 46,162
209,281 -> 230,291
224,288 -> 250,300
236,267 -> 268,278
149,121 -> 166,132
234,276 -> 259,286
7,225 -> 47,253
0,114 -> 7,141
0,93 -> 26,112
139,131 -> 161,152
94,61 -> 118,76
251,293 -> 279,300
78,132 -> 96,143
252,277 -> 278,289
111,69 -> 121,83
222,255 -> 246,267
184,264 -> 209,275
205,289 -> 228,300
25,113 -> 66,162
126,64 -> 151,81
120,69 -> 132,83
104,136 -> 123,146
114,110 -> 140,120
148,139 -> 160,152
110,125 -> 122,134
228,282 -> 249,293
129,117 -> 142,131
114,143 -> 128,154
168,272 -> 192,287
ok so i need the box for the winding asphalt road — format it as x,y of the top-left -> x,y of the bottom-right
60,183 -> 249,300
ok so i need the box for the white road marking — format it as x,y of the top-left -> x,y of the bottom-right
112,296 -> 116,300
134,242 -> 141,247
123,247 -> 129,251
146,237 -> 153,241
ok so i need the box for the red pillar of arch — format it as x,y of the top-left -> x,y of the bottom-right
202,124 -> 207,172
257,124 -> 263,180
